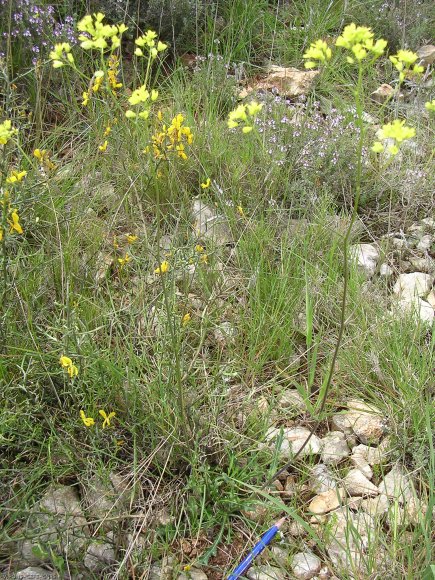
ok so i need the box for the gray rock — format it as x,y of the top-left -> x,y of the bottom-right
361,494 -> 390,518
269,546 -> 288,566
325,508 -> 378,573
292,551 -> 322,579
395,297 -> 434,324
84,541 -> 116,572
343,469 -> 379,497
350,446 -> 373,479
416,234 -> 433,252
409,256 -> 434,274
417,44 -> 435,66
246,565 -> 284,580
192,199 -> 231,246
309,465 -> 337,494
83,472 -> 130,531
346,400 -> 386,445
266,427 -> 321,458
285,427 -> 321,457
379,263 -> 394,277
330,414 -> 353,435
320,432 -> 350,465
393,272 -> 434,301
15,568 -> 57,580
378,465 -> 415,502
278,390 -> 307,415
19,486 -> 89,566
350,244 -> 380,278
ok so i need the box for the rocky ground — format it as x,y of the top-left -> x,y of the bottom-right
2,210 -> 433,580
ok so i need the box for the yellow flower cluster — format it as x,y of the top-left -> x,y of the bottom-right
135,30 -> 167,58
108,54 -> 123,91
0,120 -> 17,145
49,42 -> 74,68
82,70 -> 105,107
77,12 -> 127,51
80,409 -> 116,428
425,100 -> 435,112
389,50 -> 424,81
335,23 -> 387,63
6,170 -> 27,184
59,355 -> 79,378
148,113 -> 193,160
227,101 -> 263,133
125,86 -> 158,119
33,148 -> 56,172
371,119 -> 415,156
1,184 -> 24,241
0,207 -> 23,242
118,253 -> 131,267
303,40 -> 332,69
154,260 -> 169,274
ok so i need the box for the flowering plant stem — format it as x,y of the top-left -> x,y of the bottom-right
154,168 -> 192,442
266,64 -> 367,485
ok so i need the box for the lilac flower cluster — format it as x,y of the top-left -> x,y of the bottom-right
0,0 -> 76,64
254,95 -> 365,175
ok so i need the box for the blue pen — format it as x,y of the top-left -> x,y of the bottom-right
227,517 -> 286,580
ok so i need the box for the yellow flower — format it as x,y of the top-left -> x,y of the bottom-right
99,140 -> 108,152
103,125 -> 111,137
425,100 -> 435,112
195,244 -> 204,253
99,409 -> 116,428
33,149 -> 56,171
128,85 -> 150,105
237,205 -> 245,217
33,148 -> 45,160
303,39 -> 332,68
59,355 -> 78,378
0,120 -> 17,145
228,101 -> 262,132
82,91 -> 89,106
118,253 -> 131,267
390,49 -> 424,81
80,410 -> 95,427
8,210 -> 23,234
371,141 -> 384,153
125,110 -> 137,119
6,170 -> 27,184
154,260 -> 169,274
200,178 -> 211,189
108,54 -> 123,90
77,13 -> 127,51
182,312 -> 191,326
200,253 -> 208,265
372,120 -> 415,157
92,71 -> 104,92
126,234 -> 138,244
49,42 -> 74,68
377,119 -> 415,143
335,23 -> 386,62
0,228 -> 3,242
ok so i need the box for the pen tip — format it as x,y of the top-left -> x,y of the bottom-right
276,517 -> 286,528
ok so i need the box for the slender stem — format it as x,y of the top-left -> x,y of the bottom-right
265,64 -> 366,486
154,166 -> 191,441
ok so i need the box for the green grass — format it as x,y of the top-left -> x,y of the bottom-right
1,1 -> 434,578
